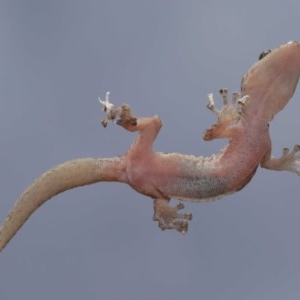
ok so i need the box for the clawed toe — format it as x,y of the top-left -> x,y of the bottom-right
115,104 -> 137,128
99,92 -> 137,129
203,89 -> 244,140
262,144 -> 300,175
153,199 -> 193,234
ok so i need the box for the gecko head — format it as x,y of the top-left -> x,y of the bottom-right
241,40 -> 300,120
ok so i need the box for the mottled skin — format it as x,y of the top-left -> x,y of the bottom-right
1,41 -> 300,252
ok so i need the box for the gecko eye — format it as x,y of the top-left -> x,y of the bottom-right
258,49 -> 271,60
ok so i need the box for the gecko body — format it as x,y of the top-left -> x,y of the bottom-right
1,41 -> 300,252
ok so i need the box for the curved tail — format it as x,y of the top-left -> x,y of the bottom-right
0,156 -> 126,252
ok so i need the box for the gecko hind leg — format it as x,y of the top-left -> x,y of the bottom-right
261,145 -> 300,175
153,199 -> 193,234
99,91 -> 161,133
99,91 -> 163,153
100,92 -> 192,233
99,91 -> 137,129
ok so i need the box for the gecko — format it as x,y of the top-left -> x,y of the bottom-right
1,41 -> 300,252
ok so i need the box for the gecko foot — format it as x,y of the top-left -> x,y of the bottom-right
153,199 -> 193,234
99,92 -> 137,129
203,89 -> 246,140
262,145 -> 300,175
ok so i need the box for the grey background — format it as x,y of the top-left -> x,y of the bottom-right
1,1 -> 300,299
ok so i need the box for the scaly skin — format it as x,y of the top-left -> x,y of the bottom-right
1,41 -> 300,252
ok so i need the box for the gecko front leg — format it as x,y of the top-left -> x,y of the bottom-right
261,145 -> 300,175
203,89 -> 247,140
100,92 -> 193,233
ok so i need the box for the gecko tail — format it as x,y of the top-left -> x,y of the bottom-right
0,157 -> 126,252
